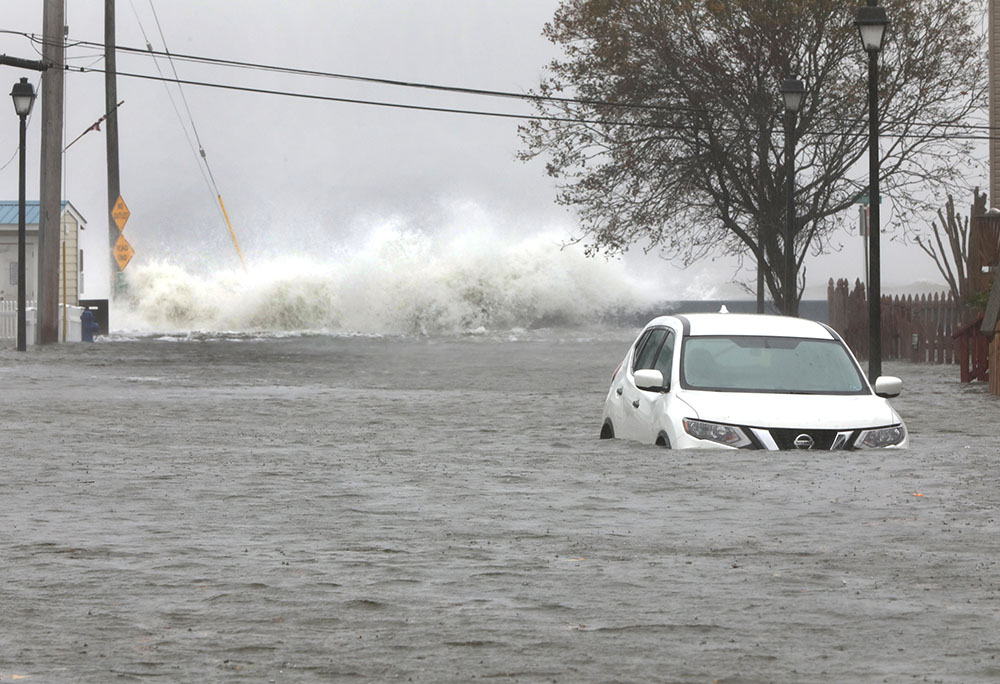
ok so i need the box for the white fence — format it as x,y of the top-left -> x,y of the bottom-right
0,300 -> 26,340
0,300 -> 83,343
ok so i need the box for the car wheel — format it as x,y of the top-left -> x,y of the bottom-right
655,432 -> 671,448
600,421 -> 615,439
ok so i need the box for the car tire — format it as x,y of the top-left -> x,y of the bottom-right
600,421 -> 615,439
655,432 -> 671,448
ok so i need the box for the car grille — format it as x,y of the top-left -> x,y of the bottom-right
767,428 -> 854,451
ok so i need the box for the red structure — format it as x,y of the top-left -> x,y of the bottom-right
953,313 -> 990,383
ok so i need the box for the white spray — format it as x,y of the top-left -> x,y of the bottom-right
112,225 -> 667,336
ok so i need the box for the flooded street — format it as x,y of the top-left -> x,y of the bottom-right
1,333 -> 999,682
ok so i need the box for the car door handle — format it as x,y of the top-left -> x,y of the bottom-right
616,387 -> 623,396
632,399 -> 640,408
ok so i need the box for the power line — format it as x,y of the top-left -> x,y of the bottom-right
146,0 -> 219,193
4,28 -> 992,140
128,0 -> 247,270
51,34 -> 996,136
62,36 -> 709,117
124,0 -> 218,209
64,64 -> 997,143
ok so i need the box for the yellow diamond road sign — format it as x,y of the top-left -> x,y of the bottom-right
114,233 -> 134,271
112,195 -> 130,232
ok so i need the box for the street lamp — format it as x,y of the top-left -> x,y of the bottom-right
855,1 -> 889,382
10,77 -> 36,352
780,77 -> 806,316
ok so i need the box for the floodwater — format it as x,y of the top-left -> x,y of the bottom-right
1,332 -> 998,683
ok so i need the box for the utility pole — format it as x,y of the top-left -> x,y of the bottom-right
106,0 -> 122,297
37,0 -> 65,345
991,0 -> 1000,207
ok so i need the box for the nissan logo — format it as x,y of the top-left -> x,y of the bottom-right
793,434 -> 815,450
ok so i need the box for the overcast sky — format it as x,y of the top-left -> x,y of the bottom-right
1,1 -> 973,301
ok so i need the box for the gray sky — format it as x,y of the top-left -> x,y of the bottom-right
3,2 -> 566,277
1,1 -> 971,303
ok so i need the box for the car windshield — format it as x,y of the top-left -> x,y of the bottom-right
680,335 -> 868,394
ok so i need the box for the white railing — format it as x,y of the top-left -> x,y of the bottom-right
0,300 -> 32,340
0,301 -> 83,343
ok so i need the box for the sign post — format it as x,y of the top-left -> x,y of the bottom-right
112,195 -> 130,232
111,195 -> 133,292
854,193 -> 872,293
114,233 -> 134,272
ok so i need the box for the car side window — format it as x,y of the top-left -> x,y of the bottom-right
652,331 -> 675,385
633,328 -> 668,373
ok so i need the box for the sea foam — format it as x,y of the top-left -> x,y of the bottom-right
111,226 -> 662,336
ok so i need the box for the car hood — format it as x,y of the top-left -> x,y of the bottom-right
678,390 -> 901,429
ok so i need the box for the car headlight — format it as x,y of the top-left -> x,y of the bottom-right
856,424 -> 906,449
682,419 -> 752,448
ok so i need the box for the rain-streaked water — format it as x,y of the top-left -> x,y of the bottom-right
2,332 -> 998,683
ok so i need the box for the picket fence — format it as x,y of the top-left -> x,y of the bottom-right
0,300 -> 31,339
0,300 -> 83,342
827,278 -> 978,365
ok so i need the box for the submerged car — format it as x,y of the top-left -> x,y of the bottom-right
600,312 -> 907,450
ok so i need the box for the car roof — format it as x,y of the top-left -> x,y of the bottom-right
645,313 -> 836,340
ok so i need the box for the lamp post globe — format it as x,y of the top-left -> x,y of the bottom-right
780,78 -> 807,114
855,5 -> 889,53
10,77 -> 35,117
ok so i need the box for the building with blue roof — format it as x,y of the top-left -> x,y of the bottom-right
0,201 -> 86,304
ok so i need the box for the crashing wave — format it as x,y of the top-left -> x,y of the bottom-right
112,226 -> 661,336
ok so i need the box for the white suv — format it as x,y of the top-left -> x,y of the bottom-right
601,312 -> 907,450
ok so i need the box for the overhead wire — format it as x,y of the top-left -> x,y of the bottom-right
128,0 -> 247,271
54,34 -> 997,137
147,0 -> 218,193
5,28 -> 993,139
62,64 -> 995,143
2,24 -> 992,180
126,0 -> 219,214
60,36 -> 709,117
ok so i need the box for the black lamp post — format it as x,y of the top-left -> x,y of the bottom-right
10,77 -> 36,352
780,77 -> 806,316
855,1 -> 889,381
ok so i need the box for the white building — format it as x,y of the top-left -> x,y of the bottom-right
0,200 -> 86,306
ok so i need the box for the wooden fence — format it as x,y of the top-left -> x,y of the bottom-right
953,314 -> 989,383
827,278 -> 978,365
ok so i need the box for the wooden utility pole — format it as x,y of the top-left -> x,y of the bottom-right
981,0 -> 1000,336
106,0 -> 122,296
991,0 -> 1000,207
37,0 -> 65,345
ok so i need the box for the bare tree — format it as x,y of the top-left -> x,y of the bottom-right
915,190 -> 986,303
519,0 -> 986,314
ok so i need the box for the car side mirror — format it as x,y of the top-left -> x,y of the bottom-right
874,375 -> 902,398
634,369 -> 667,392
